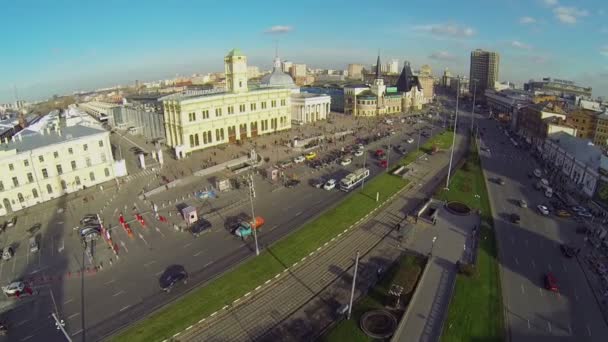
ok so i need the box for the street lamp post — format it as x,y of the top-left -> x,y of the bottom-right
347,251 -> 360,320
430,236 -> 437,256
248,172 -> 260,256
470,79 -> 478,135
446,76 -> 461,190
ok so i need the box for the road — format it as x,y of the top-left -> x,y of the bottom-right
478,115 -> 608,341
0,112 -> 446,341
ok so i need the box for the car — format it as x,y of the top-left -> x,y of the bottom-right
29,236 -> 39,253
356,143 -> 364,150
577,211 -> 593,219
285,179 -> 301,188
537,205 -> 550,215
354,150 -> 364,157
544,273 -> 558,292
278,160 -> 293,169
159,265 -> 189,293
406,138 -> 414,144
305,152 -> 317,160
375,149 -> 385,158
496,178 -> 505,185
340,158 -> 352,166
533,169 -> 542,178
560,244 -> 580,258
379,160 -> 388,168
1,247 -> 14,261
518,199 -> 527,208
190,219 -> 212,237
323,179 -> 336,190
6,217 -> 17,229
312,178 -> 325,188
509,213 -> 521,224
293,156 -> 305,163
571,205 -> 586,213
556,209 -> 572,218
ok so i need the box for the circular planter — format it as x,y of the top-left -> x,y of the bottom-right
360,310 -> 397,339
445,201 -> 471,216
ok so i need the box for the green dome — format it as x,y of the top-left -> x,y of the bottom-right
226,48 -> 244,57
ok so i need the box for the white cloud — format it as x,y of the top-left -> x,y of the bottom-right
543,0 -> 558,7
511,40 -> 532,49
519,16 -> 537,24
264,25 -> 293,34
554,7 -> 589,24
601,46 -> 608,57
428,51 -> 457,61
414,23 -> 475,38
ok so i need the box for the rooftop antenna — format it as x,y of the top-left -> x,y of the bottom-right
13,84 -> 19,102
274,39 -> 279,58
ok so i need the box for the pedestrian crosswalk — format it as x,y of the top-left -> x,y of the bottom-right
123,168 -> 158,182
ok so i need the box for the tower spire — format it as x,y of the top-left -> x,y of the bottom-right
375,51 -> 381,79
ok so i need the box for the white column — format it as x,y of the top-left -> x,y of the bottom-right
138,153 -> 146,169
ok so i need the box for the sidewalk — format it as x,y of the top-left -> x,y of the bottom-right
173,133 -> 469,341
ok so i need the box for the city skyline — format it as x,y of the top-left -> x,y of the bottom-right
1,0 -> 607,102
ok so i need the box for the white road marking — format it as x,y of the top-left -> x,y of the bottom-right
204,261 -> 214,267
521,284 -> 525,294
119,305 -> 131,312
295,211 -> 302,216
16,319 -> 30,326
104,279 -> 116,285
574,289 -> 579,302
71,329 -> 83,336
120,240 -> 129,253
64,299 -> 74,305
155,270 -> 164,276
568,323 -> 572,334
539,288 -> 544,297
154,227 -> 165,237
144,260 -> 157,267
547,321 -> 552,332
184,242 -> 193,248
112,290 -> 125,297
514,257 -> 519,265
548,263 -> 552,271
587,325 -> 592,336
68,312 -> 80,320
531,260 -> 536,268
21,335 -> 34,341
193,251 -> 203,257
527,319 -> 531,329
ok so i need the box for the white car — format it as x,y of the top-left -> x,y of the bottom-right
354,150 -> 364,157
323,179 -> 336,190
293,156 -> 305,163
537,205 -> 550,216
340,158 -> 352,166
2,281 -> 25,296
406,138 -> 414,144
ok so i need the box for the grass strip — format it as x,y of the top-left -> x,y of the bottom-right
113,133 -> 451,342
438,138 -> 505,342
321,254 -> 426,342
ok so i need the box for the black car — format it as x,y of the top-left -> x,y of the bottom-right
510,213 -> 521,224
312,178 -> 325,188
159,265 -> 189,293
80,214 -> 99,225
285,179 -> 301,188
560,244 -> 580,258
191,219 -> 212,237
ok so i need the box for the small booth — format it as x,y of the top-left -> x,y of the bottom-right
181,206 -> 198,225
265,167 -> 279,182
216,178 -> 231,192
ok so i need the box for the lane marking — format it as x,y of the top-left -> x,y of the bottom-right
521,284 -> 525,294
113,290 -> 125,297
568,323 -> 572,335
547,321 -> 552,333
144,260 -> 157,267
119,305 -> 131,312
68,312 -> 80,320
539,288 -> 544,297
531,260 -> 536,269
155,270 -> 164,276
193,251 -> 203,257
21,335 -> 34,341
203,261 -> 214,267
514,257 -> 519,265
71,329 -> 83,336
548,263 -> 552,271
587,325 -> 592,336
184,242 -> 193,248
527,319 -> 531,329
64,299 -> 73,305
104,279 -> 116,285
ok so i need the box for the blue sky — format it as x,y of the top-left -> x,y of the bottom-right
1,0 -> 607,103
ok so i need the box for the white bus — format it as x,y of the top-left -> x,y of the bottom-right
340,168 -> 370,192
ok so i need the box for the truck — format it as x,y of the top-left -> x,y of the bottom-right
535,178 -> 553,198
233,216 -> 265,239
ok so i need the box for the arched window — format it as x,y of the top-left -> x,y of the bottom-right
32,189 -> 39,198
90,171 -> 95,182
17,193 -> 24,203
189,135 -> 195,147
75,176 -> 81,186
61,180 -> 67,190
47,184 -> 53,194
194,134 -> 200,146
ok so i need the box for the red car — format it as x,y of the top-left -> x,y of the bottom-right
379,160 -> 388,168
544,273 -> 558,292
375,149 -> 385,158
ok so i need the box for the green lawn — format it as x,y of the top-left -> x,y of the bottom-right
398,131 -> 454,167
438,139 -> 504,342
112,132 -> 452,342
322,254 -> 426,342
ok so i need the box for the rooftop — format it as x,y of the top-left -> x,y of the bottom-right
0,125 -> 107,156
291,93 -> 329,99
547,131 -> 602,169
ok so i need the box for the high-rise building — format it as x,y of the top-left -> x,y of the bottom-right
290,64 -> 307,78
281,60 -> 293,74
224,49 -> 249,94
347,64 -> 364,79
387,59 -> 399,74
469,49 -> 500,95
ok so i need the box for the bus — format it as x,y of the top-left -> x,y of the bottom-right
340,168 -> 370,191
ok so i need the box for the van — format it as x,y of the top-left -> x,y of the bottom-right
29,236 -> 39,253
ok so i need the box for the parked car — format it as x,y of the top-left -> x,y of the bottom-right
293,156 -> 305,163
577,211 -> 593,219
556,209 -> 572,218
559,244 -> 580,258
537,205 -> 550,216
1,247 -> 14,261
305,152 -> 317,160
519,199 -> 527,208
312,178 -> 325,188
354,150 -> 364,157
340,158 -> 352,166
379,160 -> 388,168
285,179 -> 301,188
571,205 -> 586,212
509,213 -> 521,224
496,178 -> 505,185
80,214 -> 98,225
29,236 -> 39,253
544,273 -> 558,292
323,179 -> 337,191
191,219 -> 212,237
6,217 -> 17,229
406,138 -> 414,144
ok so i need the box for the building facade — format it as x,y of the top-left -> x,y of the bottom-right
162,49 -> 292,158
469,49 -> 500,96
302,87 -> 344,112
347,64 -> 364,80
79,101 -> 121,126
0,125 -> 117,216
594,113 -> 608,147
524,78 -> 592,98
517,102 -> 570,146
565,108 -> 599,139
291,93 -> 331,125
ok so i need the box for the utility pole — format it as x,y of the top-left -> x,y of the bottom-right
446,76 -> 461,190
361,152 -> 367,189
386,134 -> 391,171
248,172 -> 260,256
49,289 -> 72,341
417,129 -> 421,152
347,251 -> 360,320
470,79 -> 478,135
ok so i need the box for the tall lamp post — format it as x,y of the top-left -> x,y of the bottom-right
446,76 -> 461,190
470,79 -> 478,135
248,172 -> 260,256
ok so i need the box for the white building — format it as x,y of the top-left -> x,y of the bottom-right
281,60 -> 293,74
0,119 -> 119,216
291,93 -> 331,125
247,66 -> 261,79
387,59 -> 399,74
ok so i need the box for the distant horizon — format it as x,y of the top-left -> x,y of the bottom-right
1,0 -> 607,103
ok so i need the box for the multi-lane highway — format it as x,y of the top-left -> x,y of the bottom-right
478,115 -> 608,341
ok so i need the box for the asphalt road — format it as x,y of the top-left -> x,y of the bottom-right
478,115 -> 608,341
0,112 -> 447,342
